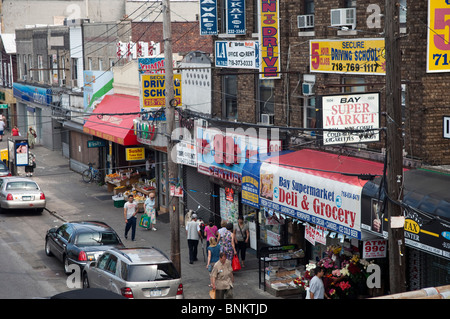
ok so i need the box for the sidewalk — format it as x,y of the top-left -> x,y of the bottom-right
14,144 -> 280,299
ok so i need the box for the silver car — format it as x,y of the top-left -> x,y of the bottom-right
0,177 -> 46,213
82,247 -> 184,299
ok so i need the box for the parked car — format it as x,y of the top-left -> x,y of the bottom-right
0,161 -> 12,177
82,247 -> 184,299
0,177 -> 45,213
45,221 -> 124,274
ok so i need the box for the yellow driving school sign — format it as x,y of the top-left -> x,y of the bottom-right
427,0 -> 450,72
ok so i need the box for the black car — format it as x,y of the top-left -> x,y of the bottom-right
45,221 -> 124,275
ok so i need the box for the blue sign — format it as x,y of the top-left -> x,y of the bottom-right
13,83 -> 52,106
199,0 -> 218,35
227,0 -> 246,34
215,42 -> 228,67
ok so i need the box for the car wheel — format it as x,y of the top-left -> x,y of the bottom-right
45,238 -> 53,257
82,273 -> 90,289
63,255 -> 72,275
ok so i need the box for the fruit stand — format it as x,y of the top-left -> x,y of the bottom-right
105,170 -> 141,193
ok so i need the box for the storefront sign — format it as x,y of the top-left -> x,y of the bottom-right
427,0 -> 450,72
322,92 -> 380,145
138,57 -> 168,75
87,140 -> 107,148
126,147 -> 145,161
259,0 -> 280,79
140,73 -> 182,120
226,0 -> 246,35
199,0 -> 218,35
196,126 -> 279,185
13,83 -> 52,106
176,136 -> 197,167
310,38 -> 386,75
259,163 -> 363,239
83,71 -> 114,112
363,240 -> 387,259
215,40 -> 260,69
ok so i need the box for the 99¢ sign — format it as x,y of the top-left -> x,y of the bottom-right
363,240 -> 387,259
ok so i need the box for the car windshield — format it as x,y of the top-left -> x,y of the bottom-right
126,263 -> 180,282
6,181 -> 39,190
0,162 -> 8,172
75,232 -> 120,246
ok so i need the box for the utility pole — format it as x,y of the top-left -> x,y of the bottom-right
162,0 -> 181,274
385,0 -> 406,294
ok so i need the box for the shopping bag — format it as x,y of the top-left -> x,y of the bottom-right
232,255 -> 241,271
209,289 -> 216,299
139,214 -> 150,228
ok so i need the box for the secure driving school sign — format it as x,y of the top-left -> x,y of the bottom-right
310,38 -> 385,75
427,0 -> 450,72
141,74 -> 182,109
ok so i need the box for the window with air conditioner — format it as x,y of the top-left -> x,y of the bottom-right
298,15 -> 314,29
258,79 -> 274,122
330,8 -> 356,30
223,74 -> 237,120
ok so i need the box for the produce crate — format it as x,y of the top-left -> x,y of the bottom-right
113,197 -> 125,208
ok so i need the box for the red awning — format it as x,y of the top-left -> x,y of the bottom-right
265,149 -> 386,187
83,94 -> 140,146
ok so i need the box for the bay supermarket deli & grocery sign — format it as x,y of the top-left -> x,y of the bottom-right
259,163 -> 363,239
310,38 -> 386,75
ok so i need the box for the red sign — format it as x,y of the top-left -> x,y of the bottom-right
363,240 -> 387,259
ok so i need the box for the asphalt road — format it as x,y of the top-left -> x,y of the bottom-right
0,144 -> 277,300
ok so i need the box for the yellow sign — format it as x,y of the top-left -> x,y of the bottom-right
141,74 -> 182,108
259,0 -> 280,79
310,38 -> 386,75
427,0 -> 450,72
126,147 -> 145,161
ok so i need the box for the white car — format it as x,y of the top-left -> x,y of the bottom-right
0,177 -> 46,213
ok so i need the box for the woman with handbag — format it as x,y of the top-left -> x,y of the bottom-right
233,216 -> 249,267
220,223 -> 236,261
204,217 -> 218,248
144,192 -> 157,231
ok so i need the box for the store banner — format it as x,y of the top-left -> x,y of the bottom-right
310,38 -> 386,75
321,92 -> 380,145
199,0 -> 218,35
125,147 -> 145,161
242,161 -> 262,208
258,0 -> 280,79
138,57 -> 165,75
196,126 -> 278,185
12,83 -> 52,105
259,163 -> 363,239
427,0 -> 450,72
83,70 -> 114,112
215,40 -> 260,69
226,0 -> 246,35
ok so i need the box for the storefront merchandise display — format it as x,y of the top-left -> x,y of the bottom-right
292,244 -> 375,299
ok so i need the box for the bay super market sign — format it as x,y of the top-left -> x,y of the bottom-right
250,163 -> 364,239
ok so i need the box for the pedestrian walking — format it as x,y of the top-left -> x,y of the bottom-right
28,127 -> 37,149
220,223 -> 236,261
25,152 -> 36,177
124,194 -> 138,241
144,192 -> 157,231
233,216 -> 250,267
12,126 -> 19,136
206,237 -> 220,273
0,118 -> 5,141
217,220 -> 227,244
186,213 -> 201,264
309,266 -> 330,299
204,217 -> 218,248
210,252 -> 234,299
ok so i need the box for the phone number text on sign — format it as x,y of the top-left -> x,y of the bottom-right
310,39 -> 386,75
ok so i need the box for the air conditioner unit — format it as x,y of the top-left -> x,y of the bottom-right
261,114 -> 274,125
302,83 -> 315,96
330,8 -> 356,30
297,15 -> 314,28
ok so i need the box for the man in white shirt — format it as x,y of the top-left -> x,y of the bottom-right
186,214 -> 201,264
309,266 -> 329,299
124,195 -> 138,241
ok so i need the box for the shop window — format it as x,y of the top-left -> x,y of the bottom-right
259,210 -> 284,246
223,74 -> 238,120
37,55 -> 44,82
